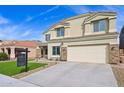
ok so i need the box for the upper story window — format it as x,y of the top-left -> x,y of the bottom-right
56,27 -> 65,37
45,34 -> 50,41
93,19 -> 108,32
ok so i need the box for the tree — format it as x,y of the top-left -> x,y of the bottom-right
0,53 -> 8,61
119,25 -> 124,49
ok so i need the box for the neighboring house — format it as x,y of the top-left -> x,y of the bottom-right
41,11 -> 118,63
0,40 -> 42,60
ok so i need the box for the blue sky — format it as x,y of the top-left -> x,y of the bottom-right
0,5 -> 123,40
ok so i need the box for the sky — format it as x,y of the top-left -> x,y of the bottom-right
0,5 -> 123,41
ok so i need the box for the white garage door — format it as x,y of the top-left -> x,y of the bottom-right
67,45 -> 108,63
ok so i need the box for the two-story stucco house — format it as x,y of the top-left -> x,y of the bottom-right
41,11 -> 118,63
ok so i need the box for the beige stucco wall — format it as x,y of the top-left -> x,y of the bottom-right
44,16 -> 89,40
44,12 -> 118,62
15,46 -> 37,59
84,15 -> 116,35
48,43 -> 61,59
47,37 -> 117,59
67,17 -> 88,37
28,48 -> 37,59
109,18 -> 116,32
0,46 -> 37,59
44,13 -> 116,41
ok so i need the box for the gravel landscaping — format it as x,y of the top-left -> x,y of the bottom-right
111,64 -> 124,87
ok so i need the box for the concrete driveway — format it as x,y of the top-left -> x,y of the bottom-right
0,74 -> 37,87
21,62 -> 118,87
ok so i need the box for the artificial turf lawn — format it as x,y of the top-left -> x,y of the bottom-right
0,61 -> 47,76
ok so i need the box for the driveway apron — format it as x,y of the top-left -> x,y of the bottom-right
21,62 -> 118,87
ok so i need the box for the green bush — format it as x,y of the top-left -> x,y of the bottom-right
0,52 -> 8,61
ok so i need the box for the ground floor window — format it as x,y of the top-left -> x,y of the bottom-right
52,46 -> 60,55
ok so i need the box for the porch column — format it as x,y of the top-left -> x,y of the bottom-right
36,47 -> 41,58
10,47 -> 15,60
40,47 -> 43,57
4,48 -> 8,54
43,47 -> 46,57
0,48 -> 2,53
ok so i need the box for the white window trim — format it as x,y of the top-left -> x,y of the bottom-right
93,19 -> 108,32
56,27 -> 65,37
45,34 -> 50,41
52,46 -> 60,55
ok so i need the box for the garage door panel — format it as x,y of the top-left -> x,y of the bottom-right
67,45 -> 107,63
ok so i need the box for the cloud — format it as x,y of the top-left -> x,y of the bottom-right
25,5 -> 59,22
39,5 -> 59,16
66,5 -> 124,32
0,25 -> 19,39
43,15 -> 62,21
0,14 -> 46,40
66,5 -> 90,14
25,16 -> 34,22
103,5 -> 124,32
0,6 -> 60,40
0,23 -> 41,40
0,5 -> 123,41
0,15 -> 9,24
21,30 -> 31,37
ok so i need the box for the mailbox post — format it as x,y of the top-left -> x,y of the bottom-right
16,48 -> 29,72
25,48 -> 28,72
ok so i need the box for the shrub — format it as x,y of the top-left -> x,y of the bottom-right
0,52 -> 8,61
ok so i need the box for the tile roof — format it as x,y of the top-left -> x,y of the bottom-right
15,41 -> 38,48
0,40 -> 39,48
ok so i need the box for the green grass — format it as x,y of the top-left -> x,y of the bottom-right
0,61 -> 47,76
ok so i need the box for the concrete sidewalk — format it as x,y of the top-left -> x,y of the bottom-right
21,62 -> 118,87
0,74 -> 37,87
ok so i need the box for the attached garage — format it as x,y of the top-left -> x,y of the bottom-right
67,44 -> 109,63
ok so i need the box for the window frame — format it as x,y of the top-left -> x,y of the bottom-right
93,19 -> 108,32
45,34 -> 51,41
52,46 -> 60,55
56,27 -> 65,37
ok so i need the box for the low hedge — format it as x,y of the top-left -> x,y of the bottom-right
0,52 -> 8,61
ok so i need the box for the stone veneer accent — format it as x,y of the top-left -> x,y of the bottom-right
109,44 -> 119,64
119,49 -> 124,63
60,47 -> 67,61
